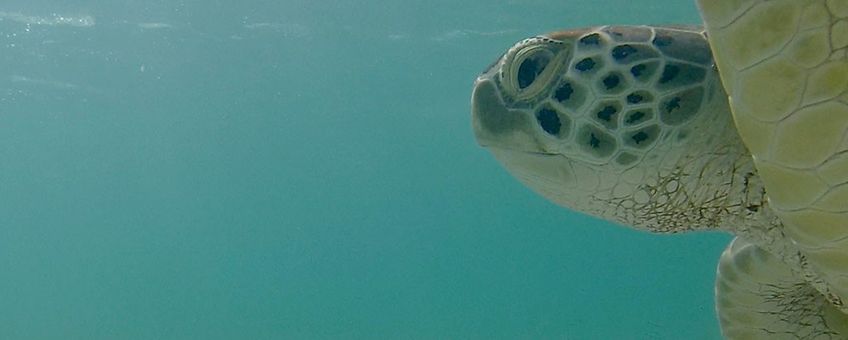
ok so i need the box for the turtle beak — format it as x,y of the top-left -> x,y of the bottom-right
471,54 -> 506,147
470,76 -> 503,147
471,75 -> 542,153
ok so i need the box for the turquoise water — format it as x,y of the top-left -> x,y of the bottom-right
1,1 -> 731,339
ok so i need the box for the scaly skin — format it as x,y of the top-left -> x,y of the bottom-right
472,26 -> 769,234
471,24 -> 847,337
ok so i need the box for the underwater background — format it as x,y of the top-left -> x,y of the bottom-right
0,0 -> 731,339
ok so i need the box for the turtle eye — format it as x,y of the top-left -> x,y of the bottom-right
516,50 -> 553,89
500,37 -> 566,100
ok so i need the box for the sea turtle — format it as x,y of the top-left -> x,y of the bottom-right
470,0 -> 848,337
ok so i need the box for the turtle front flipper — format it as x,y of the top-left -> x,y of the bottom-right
716,237 -> 848,338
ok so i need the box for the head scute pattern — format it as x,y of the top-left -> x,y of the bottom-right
471,2 -> 848,335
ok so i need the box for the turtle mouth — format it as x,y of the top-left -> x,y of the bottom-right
486,147 -> 578,201
488,146 -> 560,157
480,143 -> 559,155
527,151 -> 560,156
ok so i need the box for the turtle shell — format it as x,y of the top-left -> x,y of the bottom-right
699,0 -> 848,308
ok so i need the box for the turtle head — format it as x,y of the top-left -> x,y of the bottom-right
472,26 -> 725,227
472,35 -> 572,154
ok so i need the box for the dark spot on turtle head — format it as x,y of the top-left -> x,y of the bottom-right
625,125 -> 660,148
659,87 -> 704,125
626,93 -> 644,104
578,125 -> 617,157
575,58 -> 596,72
611,45 -> 638,61
653,34 -> 673,47
596,105 -> 617,122
659,64 -> 680,84
580,33 -> 601,45
625,111 -> 646,124
631,131 -> 649,144
656,63 -> 707,90
631,64 -> 646,78
665,97 -> 681,113
554,79 -> 588,110
589,133 -> 600,148
555,82 -> 573,102
603,74 -> 620,90
536,107 -> 561,135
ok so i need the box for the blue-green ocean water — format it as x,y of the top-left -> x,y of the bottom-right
0,1 -> 732,339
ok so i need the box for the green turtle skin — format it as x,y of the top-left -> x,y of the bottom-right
472,26 -> 760,234
471,21 -> 848,338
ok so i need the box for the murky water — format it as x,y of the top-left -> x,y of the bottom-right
0,1 -> 727,338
